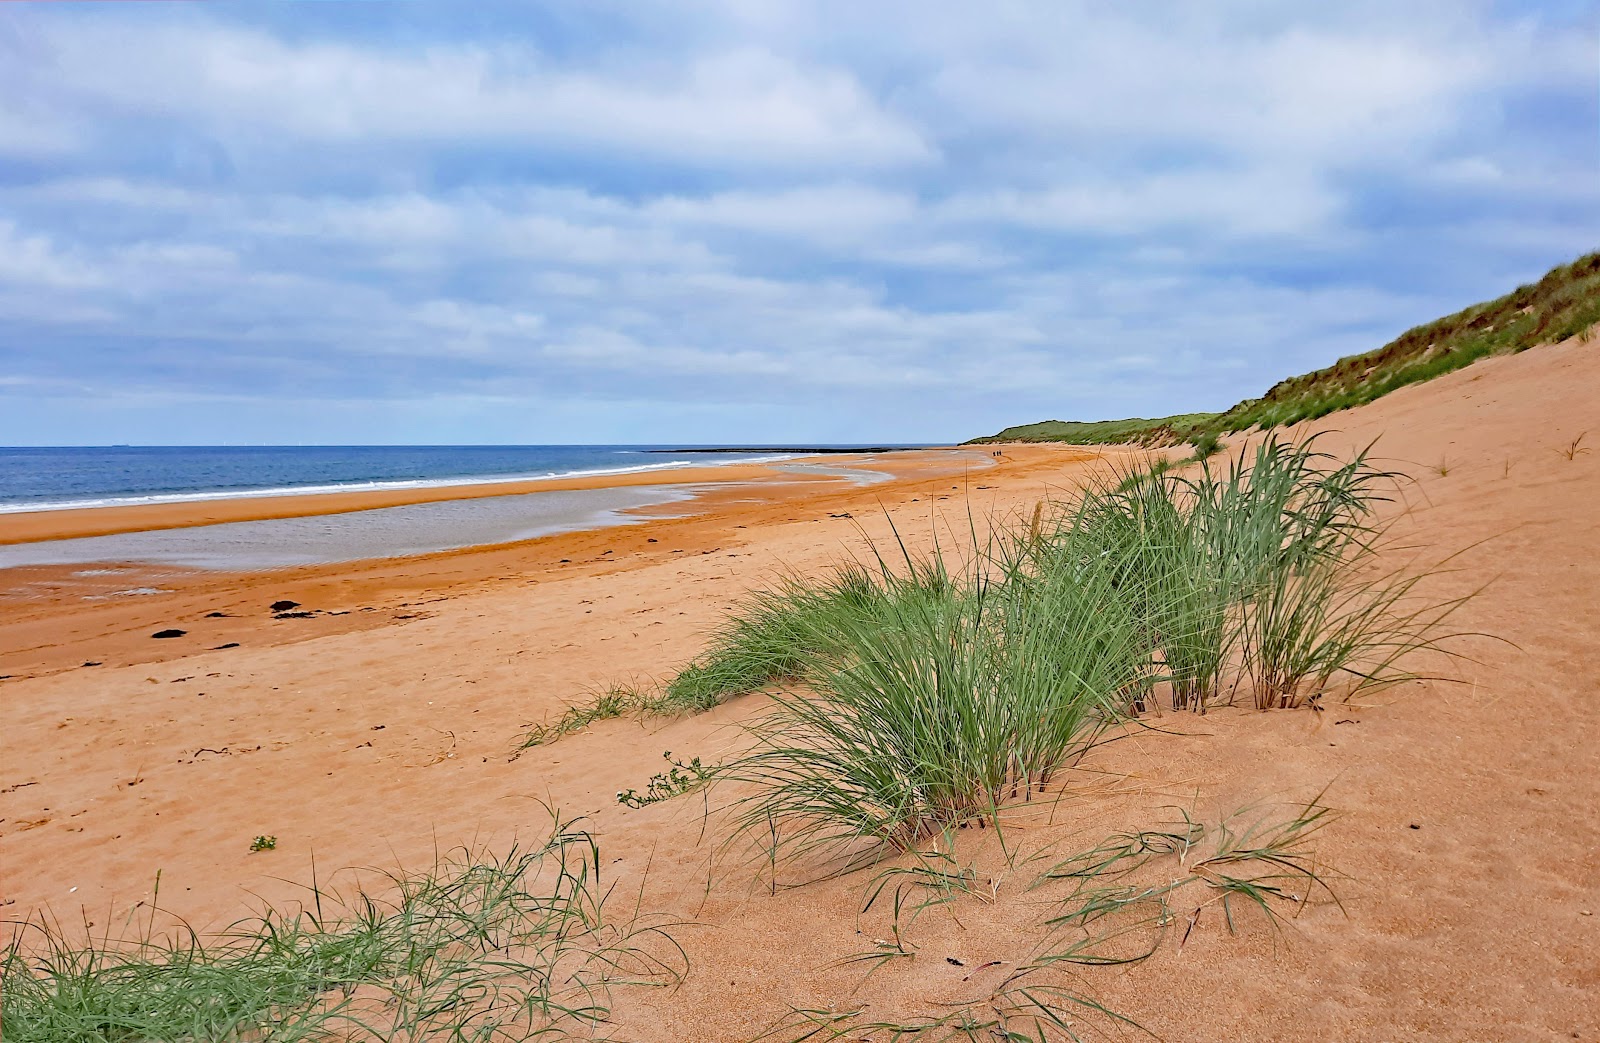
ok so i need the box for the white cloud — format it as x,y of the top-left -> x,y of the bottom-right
18,20 -> 931,168
0,220 -> 103,288
0,2 -> 1593,443
937,167 -> 1341,238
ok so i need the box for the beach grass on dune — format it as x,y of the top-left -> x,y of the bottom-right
1,814 -> 684,1043
518,436 -> 1471,875
517,557 -> 964,750
588,434 -> 1474,874
723,545 -> 1147,869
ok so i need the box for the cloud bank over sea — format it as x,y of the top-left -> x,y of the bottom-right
1,2 -> 1594,444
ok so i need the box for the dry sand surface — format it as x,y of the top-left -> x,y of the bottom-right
3,338 -> 1598,1041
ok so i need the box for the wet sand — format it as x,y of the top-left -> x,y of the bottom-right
0,460 -> 817,546
3,340 -> 1598,1041
0,447 -> 1043,679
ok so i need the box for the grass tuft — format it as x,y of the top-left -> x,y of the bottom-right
2,812 -> 685,1042
758,799 -> 1341,1041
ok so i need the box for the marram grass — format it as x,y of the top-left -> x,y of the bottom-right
678,436 -> 1470,873
1,813 -> 684,1043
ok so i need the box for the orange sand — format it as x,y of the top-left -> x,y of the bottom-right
2,341 -> 1597,1041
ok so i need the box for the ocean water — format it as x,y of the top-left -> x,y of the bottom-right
0,445 -> 909,570
0,445 -> 806,513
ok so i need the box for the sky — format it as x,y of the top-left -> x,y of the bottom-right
0,2 -> 1596,446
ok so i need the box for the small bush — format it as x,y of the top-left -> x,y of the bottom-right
1189,430 -> 1223,460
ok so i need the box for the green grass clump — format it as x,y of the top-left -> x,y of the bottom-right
727,546 -> 1147,867
1062,436 -> 1470,712
658,560 -> 959,714
695,435 -> 1471,872
519,561 -> 966,752
1188,429 -> 1224,460
535,435 -> 1471,873
2,814 -> 684,1042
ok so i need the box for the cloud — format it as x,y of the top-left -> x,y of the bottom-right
937,168 -> 1341,239
9,17 -> 931,169
0,220 -> 103,289
0,2 -> 1594,444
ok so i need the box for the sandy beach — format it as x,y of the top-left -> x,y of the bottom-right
3,340 -> 1598,1041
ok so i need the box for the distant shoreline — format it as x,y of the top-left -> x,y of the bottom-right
648,446 -> 925,455
0,460 -> 824,548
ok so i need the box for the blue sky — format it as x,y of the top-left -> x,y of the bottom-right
0,2 -> 1595,445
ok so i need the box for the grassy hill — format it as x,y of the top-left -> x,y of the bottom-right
968,249 -> 1600,448
965,412 -> 1218,446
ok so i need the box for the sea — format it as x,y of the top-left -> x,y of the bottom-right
0,445 -> 821,514
0,445 -> 906,570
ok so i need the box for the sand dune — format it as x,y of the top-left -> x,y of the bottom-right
2,339 -> 1596,1041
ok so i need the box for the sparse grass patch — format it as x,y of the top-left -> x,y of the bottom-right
517,682 -> 647,752
2,814 -> 685,1043
757,798 -> 1341,1042
1557,431 -> 1590,461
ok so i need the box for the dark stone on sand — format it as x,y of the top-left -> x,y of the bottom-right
205,611 -> 230,618
82,661 -> 102,667
274,611 -> 315,619
270,600 -> 300,612
212,642 -> 241,650
152,629 -> 187,639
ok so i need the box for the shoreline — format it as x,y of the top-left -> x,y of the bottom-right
0,444 -> 1059,680
0,458 -> 847,547
0,452 -> 821,518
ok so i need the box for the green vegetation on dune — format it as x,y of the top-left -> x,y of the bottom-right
543,436 -> 1470,873
2,816 -> 685,1043
1216,250 -> 1600,431
964,412 -> 1218,446
970,249 -> 1600,446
